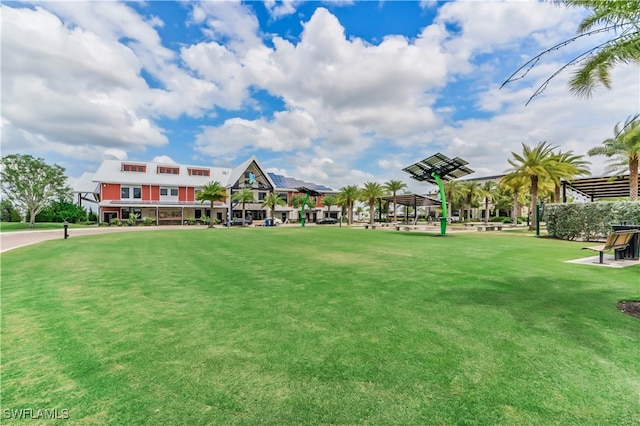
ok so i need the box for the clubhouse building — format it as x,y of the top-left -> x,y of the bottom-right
73,156 -> 337,225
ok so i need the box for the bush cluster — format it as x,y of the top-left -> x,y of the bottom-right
546,202 -> 640,241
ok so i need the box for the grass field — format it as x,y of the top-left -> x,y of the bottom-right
0,222 -> 93,232
1,227 -> 638,425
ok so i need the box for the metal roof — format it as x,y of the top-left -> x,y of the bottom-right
378,194 -> 441,207
562,175 -> 638,200
403,153 -> 474,184
72,172 -> 100,193
267,173 -> 335,192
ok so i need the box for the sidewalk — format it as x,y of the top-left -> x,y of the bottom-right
0,225 -> 196,253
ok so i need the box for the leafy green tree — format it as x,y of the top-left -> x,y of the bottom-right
0,199 -> 21,222
322,195 -> 338,219
0,154 -> 70,228
360,182 -> 386,225
195,181 -> 227,227
588,115 -> 640,201
503,1 -> 640,102
384,180 -> 407,223
262,192 -> 286,222
36,199 -> 87,223
231,188 -> 255,226
505,142 -> 558,230
338,185 -> 360,225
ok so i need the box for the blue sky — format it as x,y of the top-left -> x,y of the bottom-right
1,1 -> 638,193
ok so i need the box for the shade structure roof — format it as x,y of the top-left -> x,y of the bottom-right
402,153 -> 474,184
562,175 -> 637,200
295,187 -> 322,197
378,194 -> 441,207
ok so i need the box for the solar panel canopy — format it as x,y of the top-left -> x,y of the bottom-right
295,187 -> 322,197
402,153 -> 474,184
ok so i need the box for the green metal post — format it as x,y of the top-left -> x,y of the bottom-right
300,193 -> 310,227
535,203 -> 540,236
432,173 -> 447,236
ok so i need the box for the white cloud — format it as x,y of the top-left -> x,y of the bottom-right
152,155 -> 176,164
263,0 -> 300,19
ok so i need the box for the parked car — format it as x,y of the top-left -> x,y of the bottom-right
316,217 -> 338,225
225,218 -> 252,226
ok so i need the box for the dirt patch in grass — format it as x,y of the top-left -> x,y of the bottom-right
617,301 -> 640,319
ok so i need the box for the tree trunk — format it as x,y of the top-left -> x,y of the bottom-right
369,201 -> 375,225
466,201 -> 471,223
513,190 -> 519,226
630,157 -> 638,201
554,184 -> 561,203
484,198 -> 489,225
242,202 -> 246,226
348,202 -> 353,225
393,192 -> 397,223
29,210 -> 37,228
529,175 -> 538,231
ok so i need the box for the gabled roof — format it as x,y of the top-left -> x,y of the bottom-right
227,155 -> 276,189
92,160 -> 232,187
268,173 -> 335,192
72,172 -> 100,193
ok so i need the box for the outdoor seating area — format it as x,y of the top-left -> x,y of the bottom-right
582,229 -> 640,264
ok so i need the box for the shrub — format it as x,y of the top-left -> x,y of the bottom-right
143,217 -> 155,226
490,216 -> 508,222
186,217 -> 196,225
98,222 -> 109,227
546,201 -> 640,240
109,217 -> 122,227
126,213 -> 140,226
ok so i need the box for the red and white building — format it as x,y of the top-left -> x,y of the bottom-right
74,156 -> 337,224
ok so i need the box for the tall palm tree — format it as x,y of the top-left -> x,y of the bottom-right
461,181 -> 481,223
384,180 -> 407,223
549,150 -> 591,202
338,185 -> 360,225
588,115 -> 640,201
231,187 -> 255,226
442,180 -> 465,220
505,141 -> 558,230
500,174 -> 528,225
360,182 -> 386,225
262,192 -> 285,222
480,181 -> 497,225
195,181 -> 227,228
322,195 -> 338,219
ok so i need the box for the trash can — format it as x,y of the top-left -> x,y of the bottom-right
265,218 -> 272,227
611,224 -> 640,259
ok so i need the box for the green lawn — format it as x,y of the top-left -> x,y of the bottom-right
1,228 -> 638,425
0,222 -> 93,232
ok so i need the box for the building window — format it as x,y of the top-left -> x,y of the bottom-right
133,188 -> 142,199
188,169 -> 210,177
158,167 -> 179,174
258,192 -> 266,201
121,187 -> 130,199
277,192 -> 288,202
170,189 -> 178,196
160,188 -> 168,196
123,164 -> 146,172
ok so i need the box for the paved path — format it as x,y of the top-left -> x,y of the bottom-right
0,225 -> 194,253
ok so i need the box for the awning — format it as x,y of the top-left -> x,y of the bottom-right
562,175 -> 637,201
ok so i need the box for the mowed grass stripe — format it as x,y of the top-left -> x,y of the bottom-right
1,227 -> 638,425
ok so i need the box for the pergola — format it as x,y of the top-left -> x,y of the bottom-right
378,194 -> 441,224
562,175 -> 637,202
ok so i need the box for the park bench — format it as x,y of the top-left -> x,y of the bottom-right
476,224 -> 503,231
253,220 -> 266,227
364,224 -> 376,230
582,231 -> 636,264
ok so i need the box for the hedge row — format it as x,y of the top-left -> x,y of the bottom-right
545,201 -> 640,241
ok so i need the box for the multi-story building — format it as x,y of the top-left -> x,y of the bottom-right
73,156 -> 337,224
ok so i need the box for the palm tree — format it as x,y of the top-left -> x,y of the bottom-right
322,195 -> 338,220
262,192 -> 285,222
549,150 -> 591,202
505,141 -> 558,230
503,1 -> 640,102
588,115 -> 640,201
461,181 -> 481,223
338,185 -> 360,225
500,174 -> 528,225
442,180 -> 465,215
480,181 -> 497,225
360,182 -> 386,225
384,180 -> 407,223
195,181 -> 227,228
231,187 -> 255,226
